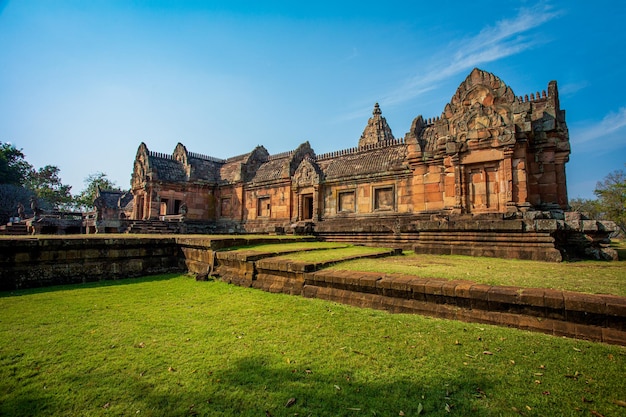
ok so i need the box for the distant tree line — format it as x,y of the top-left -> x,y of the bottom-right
569,166 -> 626,236
0,141 -> 120,224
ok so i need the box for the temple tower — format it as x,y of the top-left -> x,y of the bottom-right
358,103 -> 395,147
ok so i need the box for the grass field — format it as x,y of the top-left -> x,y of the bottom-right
327,251 -> 626,297
1,275 -> 625,417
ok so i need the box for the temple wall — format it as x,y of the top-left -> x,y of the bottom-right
321,176 -> 413,218
411,165 -> 445,212
243,183 -> 292,222
216,184 -> 244,221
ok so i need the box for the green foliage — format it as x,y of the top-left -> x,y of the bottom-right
1,276 -> 625,416
0,143 -> 74,212
75,172 -> 119,209
568,197 -> 602,218
26,165 -> 73,210
0,142 -> 32,185
593,168 -> 626,234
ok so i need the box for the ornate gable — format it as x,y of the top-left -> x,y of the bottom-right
242,146 -> 270,182
406,68 -> 518,160
132,143 -> 150,188
173,143 -> 189,166
293,157 -> 321,188
288,141 -> 315,176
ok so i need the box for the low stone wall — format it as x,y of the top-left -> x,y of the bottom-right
303,271 -> 626,345
0,236 -> 317,291
178,236 -> 317,277
210,252 -> 626,346
315,212 -> 618,262
0,237 -> 184,290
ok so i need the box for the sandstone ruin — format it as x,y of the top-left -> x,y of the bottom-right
127,68 -> 616,261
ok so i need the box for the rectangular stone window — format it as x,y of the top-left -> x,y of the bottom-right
221,197 -> 232,217
374,186 -> 394,211
338,191 -> 355,213
257,196 -> 270,217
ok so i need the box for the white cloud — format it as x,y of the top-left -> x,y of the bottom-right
378,3 -> 563,109
559,81 -> 589,96
571,107 -> 626,146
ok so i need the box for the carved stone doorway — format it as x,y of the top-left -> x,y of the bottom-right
466,163 -> 500,213
302,194 -> 314,220
135,195 -> 144,220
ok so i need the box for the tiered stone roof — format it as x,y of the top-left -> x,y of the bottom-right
249,156 -> 289,184
139,102 -> 407,187
318,139 -> 407,181
147,154 -> 187,182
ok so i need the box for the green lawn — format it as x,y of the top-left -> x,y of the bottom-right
221,241 -> 349,253
267,245 -> 394,263
1,275 -> 625,416
327,251 -> 626,297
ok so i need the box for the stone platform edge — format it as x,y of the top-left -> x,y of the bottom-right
297,270 -> 626,345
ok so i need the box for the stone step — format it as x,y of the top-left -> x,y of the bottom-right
0,222 -> 29,235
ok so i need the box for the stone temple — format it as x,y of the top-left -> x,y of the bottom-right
126,68 -> 616,261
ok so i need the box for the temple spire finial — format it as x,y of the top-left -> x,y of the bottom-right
359,102 -> 395,148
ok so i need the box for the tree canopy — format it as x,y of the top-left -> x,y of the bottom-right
570,167 -> 626,235
0,142 -> 32,185
594,168 -> 626,234
26,165 -> 74,210
74,172 -> 119,210
0,142 -> 121,221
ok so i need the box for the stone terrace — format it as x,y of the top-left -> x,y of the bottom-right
1,236 -> 624,345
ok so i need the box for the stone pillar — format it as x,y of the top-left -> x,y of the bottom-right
314,185 -> 320,221
296,192 -> 302,221
459,165 -> 467,213
452,155 -> 462,213
147,187 -> 153,220
555,153 -> 569,209
503,148 -> 516,212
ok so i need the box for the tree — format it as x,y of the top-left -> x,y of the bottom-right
26,165 -> 74,210
593,168 -> 626,235
0,142 -> 32,185
75,172 -> 119,210
568,197 -> 602,219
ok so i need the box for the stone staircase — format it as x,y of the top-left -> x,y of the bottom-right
126,220 -> 178,234
0,221 -> 28,235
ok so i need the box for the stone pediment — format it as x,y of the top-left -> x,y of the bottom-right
407,68 -> 518,158
292,158 -> 320,187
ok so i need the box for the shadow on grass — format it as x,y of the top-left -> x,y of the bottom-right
0,273 -> 183,298
0,355 -> 496,417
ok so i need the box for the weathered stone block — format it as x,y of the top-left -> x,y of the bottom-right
581,220 -> 598,232
534,219 -> 558,232
469,284 -> 491,310
602,327 -> 626,345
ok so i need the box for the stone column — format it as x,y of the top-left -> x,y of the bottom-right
147,187 -> 153,220
313,185 -> 320,221
555,153 -> 569,209
503,148 -> 516,211
459,165 -> 467,213
452,155 -> 462,212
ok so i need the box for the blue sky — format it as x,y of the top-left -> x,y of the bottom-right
1,0 -> 625,199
